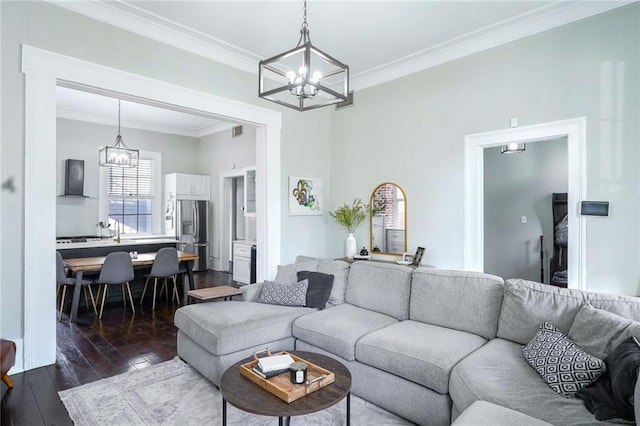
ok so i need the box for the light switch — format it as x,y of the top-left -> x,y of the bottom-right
510,117 -> 518,127
521,216 -> 527,224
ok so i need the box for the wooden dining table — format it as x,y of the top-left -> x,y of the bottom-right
63,251 -> 199,322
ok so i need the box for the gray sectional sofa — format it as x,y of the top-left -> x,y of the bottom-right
174,256 -> 640,425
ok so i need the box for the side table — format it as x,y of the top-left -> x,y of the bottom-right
220,351 -> 351,425
187,285 -> 243,304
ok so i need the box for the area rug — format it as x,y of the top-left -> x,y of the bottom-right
59,357 -> 412,425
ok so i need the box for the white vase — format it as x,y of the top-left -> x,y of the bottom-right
345,233 -> 357,259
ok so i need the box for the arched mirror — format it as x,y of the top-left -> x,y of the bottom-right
370,182 -> 407,254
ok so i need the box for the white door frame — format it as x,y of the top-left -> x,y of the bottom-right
21,45 -> 282,370
219,169 -> 246,272
464,117 -> 587,290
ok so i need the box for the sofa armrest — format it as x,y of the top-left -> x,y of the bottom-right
240,282 -> 264,302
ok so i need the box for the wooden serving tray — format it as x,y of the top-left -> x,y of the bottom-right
239,351 -> 335,403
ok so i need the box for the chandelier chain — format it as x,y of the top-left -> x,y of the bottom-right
302,0 -> 308,29
117,100 -> 121,134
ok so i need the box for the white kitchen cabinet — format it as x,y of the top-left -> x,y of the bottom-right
233,241 -> 254,285
166,173 -> 210,200
244,167 -> 256,217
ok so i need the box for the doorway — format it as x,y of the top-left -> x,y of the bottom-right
219,169 -> 246,273
22,45 -> 282,371
464,118 -> 587,290
483,138 -> 568,283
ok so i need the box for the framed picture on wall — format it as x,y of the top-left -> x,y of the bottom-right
412,247 -> 426,266
288,176 -> 323,216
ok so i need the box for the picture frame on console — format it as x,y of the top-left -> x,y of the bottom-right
412,247 -> 425,266
402,253 -> 414,263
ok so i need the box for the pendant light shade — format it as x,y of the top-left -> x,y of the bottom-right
258,0 -> 350,111
99,100 -> 139,168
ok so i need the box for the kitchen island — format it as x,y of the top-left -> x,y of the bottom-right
56,236 -> 179,258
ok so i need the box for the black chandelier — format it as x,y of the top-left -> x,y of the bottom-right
258,0 -> 350,111
99,100 -> 139,168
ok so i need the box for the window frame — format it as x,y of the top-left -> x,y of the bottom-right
99,150 -> 162,236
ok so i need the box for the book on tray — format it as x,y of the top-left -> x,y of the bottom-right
257,354 -> 294,373
252,365 -> 290,379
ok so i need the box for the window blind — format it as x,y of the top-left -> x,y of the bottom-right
107,158 -> 153,198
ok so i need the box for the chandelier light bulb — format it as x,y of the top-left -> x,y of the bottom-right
286,71 -> 297,82
298,66 -> 307,77
311,71 -> 322,82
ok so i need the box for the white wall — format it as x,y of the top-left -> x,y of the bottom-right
329,5 -> 639,296
56,118 -> 200,236
1,1 -> 332,342
484,138 -> 568,282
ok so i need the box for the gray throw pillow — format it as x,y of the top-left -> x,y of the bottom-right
297,270 -> 334,309
568,304 -> 640,360
274,264 -> 298,285
256,279 -> 309,307
523,322 -> 606,398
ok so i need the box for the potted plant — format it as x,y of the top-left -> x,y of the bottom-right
329,198 -> 369,259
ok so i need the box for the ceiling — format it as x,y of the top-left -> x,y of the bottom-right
53,0 -> 631,132
56,86 -> 233,138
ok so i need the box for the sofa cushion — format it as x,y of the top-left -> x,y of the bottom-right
452,401 -> 553,426
294,255 -> 320,272
522,322 -> 605,398
174,301 -> 314,355
317,260 -> 350,306
449,338 -> 604,426
256,279 -> 309,307
295,256 -> 350,306
345,261 -> 412,320
356,320 -> 486,394
275,260 -> 319,284
297,271 -> 334,309
497,279 -> 586,345
586,292 -> 640,322
568,304 -> 640,359
410,269 -> 504,340
292,303 -> 398,361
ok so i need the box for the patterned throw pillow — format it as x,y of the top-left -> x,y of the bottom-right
256,279 -> 309,307
522,322 -> 606,397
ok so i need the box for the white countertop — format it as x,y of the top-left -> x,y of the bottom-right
56,237 -> 179,249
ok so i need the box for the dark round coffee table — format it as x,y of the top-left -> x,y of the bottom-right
220,350 -> 352,426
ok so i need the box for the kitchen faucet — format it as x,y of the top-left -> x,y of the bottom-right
114,219 -> 121,243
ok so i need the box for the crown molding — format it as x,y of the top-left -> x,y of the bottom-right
349,1 -> 634,91
57,106 -> 229,138
47,0 -> 633,93
46,0 -> 259,75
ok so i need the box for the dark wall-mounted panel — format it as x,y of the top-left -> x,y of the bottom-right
581,201 -> 609,216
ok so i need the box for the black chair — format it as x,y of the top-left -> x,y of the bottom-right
56,251 -> 97,321
95,252 -> 135,319
140,247 -> 180,310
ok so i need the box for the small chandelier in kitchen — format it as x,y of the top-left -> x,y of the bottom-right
258,0 -> 350,111
99,100 -> 139,168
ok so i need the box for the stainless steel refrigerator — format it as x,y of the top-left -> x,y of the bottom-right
176,200 -> 209,271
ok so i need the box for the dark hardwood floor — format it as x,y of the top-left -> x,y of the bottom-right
1,270 -> 234,426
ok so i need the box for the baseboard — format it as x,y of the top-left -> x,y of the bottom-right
7,338 -> 24,374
